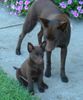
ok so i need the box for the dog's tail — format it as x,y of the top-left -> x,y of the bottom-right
13,66 -> 19,70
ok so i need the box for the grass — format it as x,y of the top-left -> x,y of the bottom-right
0,68 -> 40,100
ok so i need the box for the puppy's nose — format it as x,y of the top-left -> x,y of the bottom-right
38,59 -> 43,63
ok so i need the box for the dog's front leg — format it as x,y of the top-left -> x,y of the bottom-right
28,78 -> 34,95
26,71 -> 34,94
45,51 -> 52,77
38,71 -> 45,92
38,27 -> 43,44
60,47 -> 68,82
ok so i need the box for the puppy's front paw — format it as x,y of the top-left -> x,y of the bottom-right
38,87 -> 45,93
42,82 -> 48,89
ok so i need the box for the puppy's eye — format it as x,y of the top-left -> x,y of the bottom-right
36,52 -> 43,57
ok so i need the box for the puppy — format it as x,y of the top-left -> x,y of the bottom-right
14,41 -> 48,94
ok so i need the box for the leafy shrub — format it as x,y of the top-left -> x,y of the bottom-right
3,0 -> 33,16
54,0 -> 83,19
2,0 -> 83,19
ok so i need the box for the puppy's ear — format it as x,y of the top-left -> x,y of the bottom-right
57,21 -> 67,31
28,42 -> 34,53
40,41 -> 46,51
39,17 -> 49,27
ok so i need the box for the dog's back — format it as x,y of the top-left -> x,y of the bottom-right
30,0 -> 63,20
16,0 -> 69,55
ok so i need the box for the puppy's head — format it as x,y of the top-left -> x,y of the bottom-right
27,41 -> 46,64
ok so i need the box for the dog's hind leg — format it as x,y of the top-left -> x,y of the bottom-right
16,69 -> 28,87
16,4 -> 38,55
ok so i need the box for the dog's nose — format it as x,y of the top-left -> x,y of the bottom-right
45,45 -> 52,52
39,59 -> 43,63
45,40 -> 55,51
36,58 -> 43,64
45,46 -> 52,52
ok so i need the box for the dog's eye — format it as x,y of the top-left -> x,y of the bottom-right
46,34 -> 55,40
36,52 -> 43,57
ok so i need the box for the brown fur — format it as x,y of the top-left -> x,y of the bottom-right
16,0 -> 71,83
14,41 -> 48,94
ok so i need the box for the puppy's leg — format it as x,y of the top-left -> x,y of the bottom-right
38,71 -> 45,92
16,5 -> 38,55
28,78 -> 34,95
16,69 -> 28,87
38,27 -> 43,44
45,51 -> 52,77
60,47 -> 68,82
19,76 -> 28,87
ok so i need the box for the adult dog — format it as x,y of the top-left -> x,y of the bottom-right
16,0 -> 71,83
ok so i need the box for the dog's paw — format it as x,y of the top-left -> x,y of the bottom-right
42,82 -> 48,89
38,87 -> 45,93
45,70 -> 51,78
44,84 -> 48,89
16,49 -> 21,55
61,76 -> 69,83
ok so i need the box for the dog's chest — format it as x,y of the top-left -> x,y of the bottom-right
31,68 -> 41,78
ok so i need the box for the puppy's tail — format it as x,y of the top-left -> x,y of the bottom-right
13,66 -> 19,70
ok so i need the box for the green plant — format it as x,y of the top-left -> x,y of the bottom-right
3,0 -> 33,16
0,69 -> 39,100
54,0 -> 83,19
2,0 -> 83,19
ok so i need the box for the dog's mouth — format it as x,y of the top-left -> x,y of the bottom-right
45,41 -> 55,51
45,46 -> 54,51
34,59 -> 44,65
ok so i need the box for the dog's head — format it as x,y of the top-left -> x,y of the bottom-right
27,41 -> 46,64
39,15 -> 68,51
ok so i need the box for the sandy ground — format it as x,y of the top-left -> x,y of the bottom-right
0,5 -> 83,100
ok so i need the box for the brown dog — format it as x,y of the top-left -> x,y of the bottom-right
14,41 -> 48,94
16,0 -> 71,83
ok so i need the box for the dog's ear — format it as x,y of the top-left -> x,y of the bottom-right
40,41 -> 46,51
39,17 -> 49,27
28,42 -> 34,53
57,21 -> 67,31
